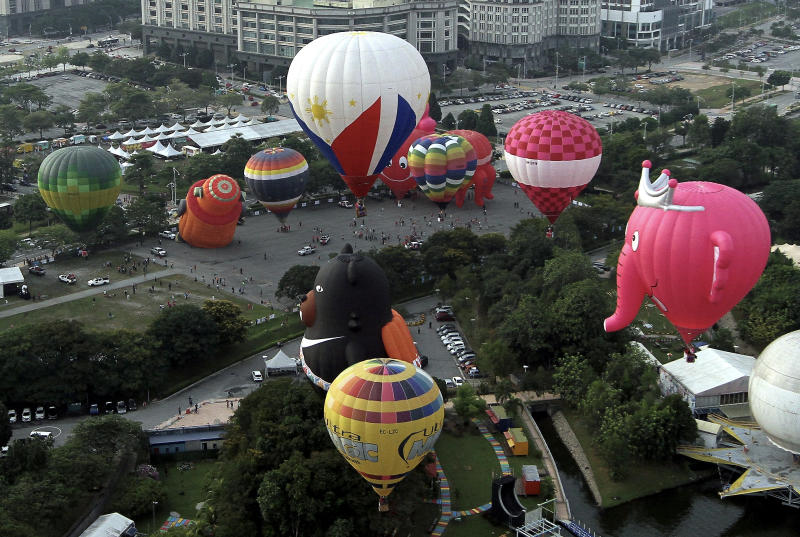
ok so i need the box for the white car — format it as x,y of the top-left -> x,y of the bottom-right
58,273 -> 77,284
34,406 -> 45,420
88,277 -> 110,286
8,409 -> 16,423
21,408 -> 31,422
151,246 -> 167,257
251,370 -> 263,382
158,230 -> 176,240
297,245 -> 315,256
452,376 -> 464,387
338,200 -> 353,208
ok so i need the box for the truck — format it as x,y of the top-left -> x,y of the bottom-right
69,134 -> 86,145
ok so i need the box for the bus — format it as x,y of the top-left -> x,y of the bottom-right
98,37 -> 119,48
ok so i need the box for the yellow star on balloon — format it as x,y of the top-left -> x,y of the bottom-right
306,95 -> 332,125
349,99 -> 356,107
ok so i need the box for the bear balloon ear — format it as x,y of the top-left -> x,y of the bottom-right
342,244 -> 354,254
347,255 -> 358,285
193,186 -> 203,198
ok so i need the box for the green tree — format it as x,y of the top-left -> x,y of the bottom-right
23,110 -> 55,139
70,51 -> 90,71
125,152 -> 155,194
451,383 -> 486,425
456,109 -> 478,130
368,245 -> 423,299
92,205 -> 129,246
477,338 -> 518,378
51,104 -> 75,136
0,400 -> 11,446
767,70 -> 792,89
0,104 -> 24,136
260,95 -> 280,116
202,299 -> 249,345
34,224 -> 78,256
217,92 -> 243,115
109,475 -> 166,519
0,229 -> 17,264
276,265 -> 320,301
475,103 -> 497,138
147,304 -> 220,366
711,326 -> 736,352
126,194 -> 168,236
428,92 -> 442,122
552,353 -> 596,406
687,114 -> 711,147
13,192 -> 48,234
440,111 -> 456,130
76,92 -> 107,125
220,134 -> 254,181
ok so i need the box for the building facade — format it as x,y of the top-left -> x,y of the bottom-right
600,0 -> 713,51
0,0 -> 95,37
142,0 -> 458,82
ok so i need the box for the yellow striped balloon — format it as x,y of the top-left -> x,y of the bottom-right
324,358 -> 444,499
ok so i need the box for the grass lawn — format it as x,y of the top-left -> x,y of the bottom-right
694,79 -> 761,109
562,408 -> 712,508
133,459 -> 220,535
716,1 -> 778,29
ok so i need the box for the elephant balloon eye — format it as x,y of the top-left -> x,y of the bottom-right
399,156 -> 408,169
631,231 -> 640,252
315,284 -> 324,293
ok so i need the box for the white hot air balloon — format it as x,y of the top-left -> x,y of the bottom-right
286,31 -> 430,207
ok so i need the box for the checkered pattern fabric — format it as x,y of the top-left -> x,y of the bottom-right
520,184 -> 587,223
505,110 -> 602,161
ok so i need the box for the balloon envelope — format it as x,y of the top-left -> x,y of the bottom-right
244,148 -> 308,222
504,110 -> 602,223
37,146 -> 122,232
324,358 -> 444,499
604,162 -> 771,347
287,31 -> 430,199
448,129 -> 495,208
379,127 -> 428,200
408,134 -> 477,210
178,174 -> 243,248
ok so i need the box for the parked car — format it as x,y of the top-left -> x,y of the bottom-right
158,230 -> 176,240
452,376 -> 464,387
104,401 -> 114,414
116,401 -> 127,414
127,399 -> 137,411
468,369 -> 484,379
150,246 -> 167,257
444,378 -> 456,390
58,273 -> 77,284
297,245 -> 315,256
338,200 -> 354,208
89,403 -> 99,416
319,235 -> 330,245
28,266 -> 45,276
252,370 -> 263,382
21,408 -> 31,422
34,406 -> 45,420
8,409 -> 16,424
436,324 -> 455,334
88,276 -> 110,286
435,310 -> 455,321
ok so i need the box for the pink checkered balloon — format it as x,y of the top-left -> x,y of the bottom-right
504,110 -> 602,224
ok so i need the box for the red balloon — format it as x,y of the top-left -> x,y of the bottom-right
604,161 -> 771,347
448,130 -> 496,208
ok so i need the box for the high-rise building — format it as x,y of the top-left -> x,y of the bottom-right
0,0 -> 94,37
600,0 -> 712,51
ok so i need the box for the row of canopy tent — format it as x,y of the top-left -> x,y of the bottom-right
106,141 -> 183,159
107,114 -> 257,140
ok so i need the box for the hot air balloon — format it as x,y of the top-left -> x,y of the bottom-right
448,129 -> 496,208
178,174 -> 244,248
286,31 -> 430,214
504,110 -> 602,224
299,244 -> 420,391
244,148 -> 308,222
408,134 -> 477,211
37,146 -> 122,232
324,358 -> 444,510
379,127 -> 428,202
604,161 -> 771,357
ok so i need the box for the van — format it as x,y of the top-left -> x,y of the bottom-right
17,143 -> 33,154
87,135 -> 98,144
35,140 -> 50,151
70,134 -> 86,145
29,431 -> 52,440
182,145 -> 201,157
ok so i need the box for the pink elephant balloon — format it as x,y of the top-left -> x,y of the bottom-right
604,161 -> 771,349
448,129 -> 496,208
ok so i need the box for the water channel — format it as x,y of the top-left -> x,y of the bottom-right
534,413 -> 800,537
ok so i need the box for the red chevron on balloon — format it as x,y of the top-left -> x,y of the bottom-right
333,98 -> 382,198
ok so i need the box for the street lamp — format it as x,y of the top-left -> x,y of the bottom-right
152,500 -> 159,532
228,63 -> 235,80
276,75 -> 285,97
179,52 -> 188,69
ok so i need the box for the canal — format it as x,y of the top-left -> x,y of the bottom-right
534,413 -> 800,537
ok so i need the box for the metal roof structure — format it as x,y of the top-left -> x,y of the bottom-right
187,119 -> 302,149
677,415 -> 800,507
661,348 -> 754,397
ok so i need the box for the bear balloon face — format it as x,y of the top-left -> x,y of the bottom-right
300,245 -> 393,388
604,161 -> 770,346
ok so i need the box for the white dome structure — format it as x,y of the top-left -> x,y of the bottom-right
749,330 -> 800,454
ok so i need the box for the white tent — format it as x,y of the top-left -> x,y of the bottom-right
0,267 -> 24,298
122,129 -> 138,138
158,144 -> 183,159
232,121 -> 246,128
212,148 -> 224,155
147,140 -> 167,154
168,122 -> 185,132
139,134 -> 158,143
155,124 -> 170,133
141,126 -> 156,135
107,131 -> 124,140
263,349 -> 298,377
119,161 -> 135,175
108,145 -> 130,159
204,125 -> 217,132
190,120 -> 205,128
184,128 -> 201,136
156,133 -> 171,141
234,113 -> 249,122
121,137 -> 138,146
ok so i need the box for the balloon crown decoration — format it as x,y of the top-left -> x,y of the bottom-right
635,160 -> 704,213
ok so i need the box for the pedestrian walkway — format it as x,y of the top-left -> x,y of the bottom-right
474,418 -> 512,476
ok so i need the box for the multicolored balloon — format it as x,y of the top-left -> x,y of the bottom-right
604,161 -> 771,348
178,174 -> 244,248
408,134 -> 477,210
505,110 -> 602,224
379,127 -> 428,201
37,146 -> 122,232
287,31 -> 430,206
324,358 -> 444,502
448,129 -> 496,208
244,148 -> 308,222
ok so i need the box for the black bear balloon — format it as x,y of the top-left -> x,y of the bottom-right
299,244 -> 420,390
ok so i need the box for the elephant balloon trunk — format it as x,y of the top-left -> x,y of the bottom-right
604,245 -> 646,333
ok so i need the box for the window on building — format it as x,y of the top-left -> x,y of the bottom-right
419,31 -> 433,39
418,20 -> 433,28
419,41 -> 433,52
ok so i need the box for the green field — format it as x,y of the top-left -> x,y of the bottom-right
694,79 -> 762,109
